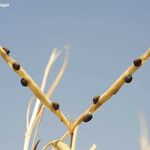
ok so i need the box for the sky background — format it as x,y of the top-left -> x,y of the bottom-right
0,0 -> 150,149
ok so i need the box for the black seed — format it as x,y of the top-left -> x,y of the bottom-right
12,62 -> 20,70
83,113 -> 93,123
3,47 -> 10,55
21,78 -> 28,87
133,58 -> 142,67
52,102 -> 59,110
125,74 -> 133,83
93,95 -> 100,104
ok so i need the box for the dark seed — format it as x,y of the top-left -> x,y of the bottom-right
93,95 -> 100,104
125,74 -> 133,83
21,78 -> 28,87
12,62 -> 20,70
133,58 -> 142,67
3,47 -> 10,55
83,113 -> 93,123
52,102 -> 59,110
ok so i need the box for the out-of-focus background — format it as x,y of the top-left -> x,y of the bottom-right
0,0 -> 150,149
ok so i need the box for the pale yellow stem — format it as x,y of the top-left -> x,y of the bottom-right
21,47 -> 69,150
31,112 -> 43,150
47,49 -> 69,98
28,48 -> 69,149
139,112 -> 150,150
42,140 -> 71,150
71,49 -> 150,132
0,46 -> 70,130
24,49 -> 59,150
26,96 -> 34,129
29,48 -> 59,132
89,144 -> 96,150
71,126 -> 78,150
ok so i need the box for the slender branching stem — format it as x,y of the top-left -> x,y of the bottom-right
70,133 -> 74,148
71,126 -> 78,150
0,46 -> 70,131
24,49 -> 60,150
71,49 -> 150,132
1,45 -> 149,149
42,140 -> 71,150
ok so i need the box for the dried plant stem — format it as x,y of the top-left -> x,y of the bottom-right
31,110 -> 43,150
1,45 -> 149,149
28,48 -> 69,149
139,112 -> 150,150
42,122 -> 77,150
24,96 -> 34,150
42,129 -> 71,150
71,126 -> 78,150
89,144 -> 96,150
60,131 -> 70,141
70,133 -> 73,148
24,49 -> 59,150
71,49 -> 150,132
0,47 -> 70,130
28,48 -> 58,131
28,47 -> 68,134
26,96 -> 34,129
34,48 -> 69,130
42,140 -> 71,150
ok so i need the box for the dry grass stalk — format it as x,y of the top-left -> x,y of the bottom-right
89,144 -> 96,150
42,127 -> 77,150
139,112 -> 150,150
0,45 -> 149,150
31,109 -> 43,150
31,48 -> 69,149
28,48 -> 59,131
71,48 -> 150,132
24,48 -> 67,150
0,46 -> 70,130
42,140 -> 71,150
71,126 -> 78,150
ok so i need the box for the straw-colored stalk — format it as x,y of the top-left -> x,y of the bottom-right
0,46 -> 70,130
1,45 -> 150,150
42,126 -> 78,150
27,48 -> 59,131
24,48 -> 68,150
71,48 -> 150,132
70,126 -> 78,150
139,112 -> 150,150
32,48 -> 69,149
89,144 -> 96,150
42,140 -> 71,150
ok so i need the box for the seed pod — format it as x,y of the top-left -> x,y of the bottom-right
93,95 -> 100,104
12,62 -> 20,70
133,58 -> 142,67
125,74 -> 133,83
3,47 -> 10,55
21,78 -> 28,87
52,102 -> 60,110
83,113 -> 93,123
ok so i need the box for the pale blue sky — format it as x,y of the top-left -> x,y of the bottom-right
0,0 -> 150,149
